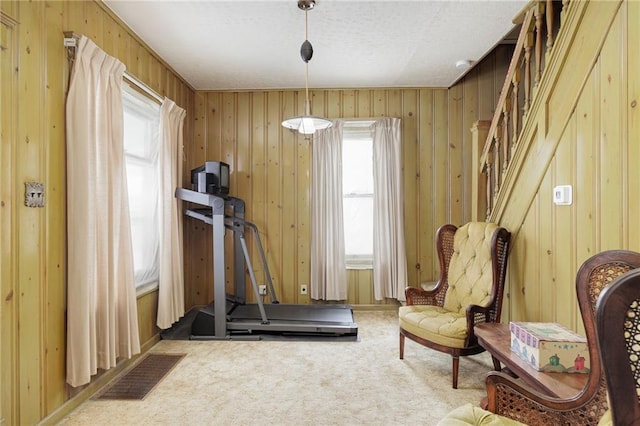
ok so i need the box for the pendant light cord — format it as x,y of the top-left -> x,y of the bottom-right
304,8 -> 310,107
282,0 -> 332,132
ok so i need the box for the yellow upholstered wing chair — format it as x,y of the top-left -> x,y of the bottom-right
437,250 -> 640,425
399,222 -> 511,389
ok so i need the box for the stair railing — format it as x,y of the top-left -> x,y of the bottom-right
477,0 -> 569,220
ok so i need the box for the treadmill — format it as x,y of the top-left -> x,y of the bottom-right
176,170 -> 358,340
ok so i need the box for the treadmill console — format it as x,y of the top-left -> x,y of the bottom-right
191,161 -> 230,195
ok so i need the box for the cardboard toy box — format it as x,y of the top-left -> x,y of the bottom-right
509,322 -> 590,373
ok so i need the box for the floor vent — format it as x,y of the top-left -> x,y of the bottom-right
96,353 -> 185,400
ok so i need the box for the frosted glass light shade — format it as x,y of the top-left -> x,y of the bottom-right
282,115 -> 333,134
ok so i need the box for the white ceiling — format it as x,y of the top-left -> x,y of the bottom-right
103,0 -> 527,91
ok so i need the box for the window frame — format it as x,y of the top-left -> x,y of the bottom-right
342,120 -> 375,269
122,83 -> 162,295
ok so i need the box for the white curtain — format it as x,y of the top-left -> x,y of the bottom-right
156,98 -> 186,329
371,118 -> 408,301
65,36 -> 140,387
311,122 -> 347,300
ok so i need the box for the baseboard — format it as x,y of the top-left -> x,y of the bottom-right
352,304 -> 400,311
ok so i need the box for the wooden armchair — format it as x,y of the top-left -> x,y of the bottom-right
485,250 -> 640,425
399,222 -> 511,388
596,267 -> 640,425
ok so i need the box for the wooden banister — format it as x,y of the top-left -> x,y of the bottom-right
476,0 -> 569,221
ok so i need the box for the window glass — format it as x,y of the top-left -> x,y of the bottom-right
342,121 -> 375,268
123,84 -> 161,290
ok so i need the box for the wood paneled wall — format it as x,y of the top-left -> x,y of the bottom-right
6,0 -> 634,423
494,0 -> 639,332
0,1 -> 194,424
187,46 -> 512,308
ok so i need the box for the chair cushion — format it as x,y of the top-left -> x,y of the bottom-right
437,403 -> 527,425
399,305 -> 468,348
443,222 -> 499,314
596,410 -> 612,426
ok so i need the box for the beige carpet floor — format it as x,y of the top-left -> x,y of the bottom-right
57,310 -> 492,425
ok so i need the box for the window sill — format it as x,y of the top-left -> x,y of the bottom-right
346,264 -> 373,270
136,281 -> 159,298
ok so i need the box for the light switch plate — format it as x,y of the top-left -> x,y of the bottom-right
25,182 -> 45,208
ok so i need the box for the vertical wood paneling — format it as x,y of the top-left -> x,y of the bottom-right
500,0 -> 639,335
372,89 -> 386,117
266,92 -> 282,297
554,118 -> 575,329
342,90 -> 356,117
387,89 -> 402,117
296,92 -> 312,304
402,90 -> 419,286
17,2 -> 45,422
221,92 -> 235,296
115,21 -> 131,72
514,205 -> 536,322
418,89 -> 435,282
101,14 -> 118,60
524,195 -> 541,321
462,69 -> 479,221
1,10 -> 19,425
194,67 -> 510,306
281,91 -> 297,302
250,92 -> 267,303
575,70 -> 598,264
188,92 -> 208,307
477,55 -> 497,119
5,0 -> 638,423
448,83 -> 464,226
85,1 -> 102,45
433,90 -> 449,228
628,0 -> 640,250
44,0 -> 67,414
598,10 -> 623,250
136,291 -> 159,345
2,1 -> 196,423
235,92 -> 252,299
537,171 -> 552,321
540,169 -> 557,321
357,90 -> 371,117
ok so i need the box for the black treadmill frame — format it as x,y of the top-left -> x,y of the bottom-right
175,188 -> 358,340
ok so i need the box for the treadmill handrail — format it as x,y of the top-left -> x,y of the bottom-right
229,217 -> 279,304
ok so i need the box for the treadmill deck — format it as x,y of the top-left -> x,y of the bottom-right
192,302 -> 358,339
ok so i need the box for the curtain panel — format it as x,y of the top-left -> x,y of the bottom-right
371,118 -> 408,301
157,98 -> 186,329
65,36 -> 140,387
311,121 -> 347,300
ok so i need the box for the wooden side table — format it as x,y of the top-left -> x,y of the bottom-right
475,322 -> 587,399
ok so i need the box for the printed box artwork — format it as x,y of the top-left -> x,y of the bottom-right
509,322 -> 590,373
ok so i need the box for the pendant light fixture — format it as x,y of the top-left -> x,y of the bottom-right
281,0 -> 333,135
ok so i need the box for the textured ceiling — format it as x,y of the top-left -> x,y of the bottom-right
103,0 -> 527,90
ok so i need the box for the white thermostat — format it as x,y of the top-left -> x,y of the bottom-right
553,185 -> 572,205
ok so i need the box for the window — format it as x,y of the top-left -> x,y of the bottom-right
342,121 -> 375,269
122,84 -> 161,292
